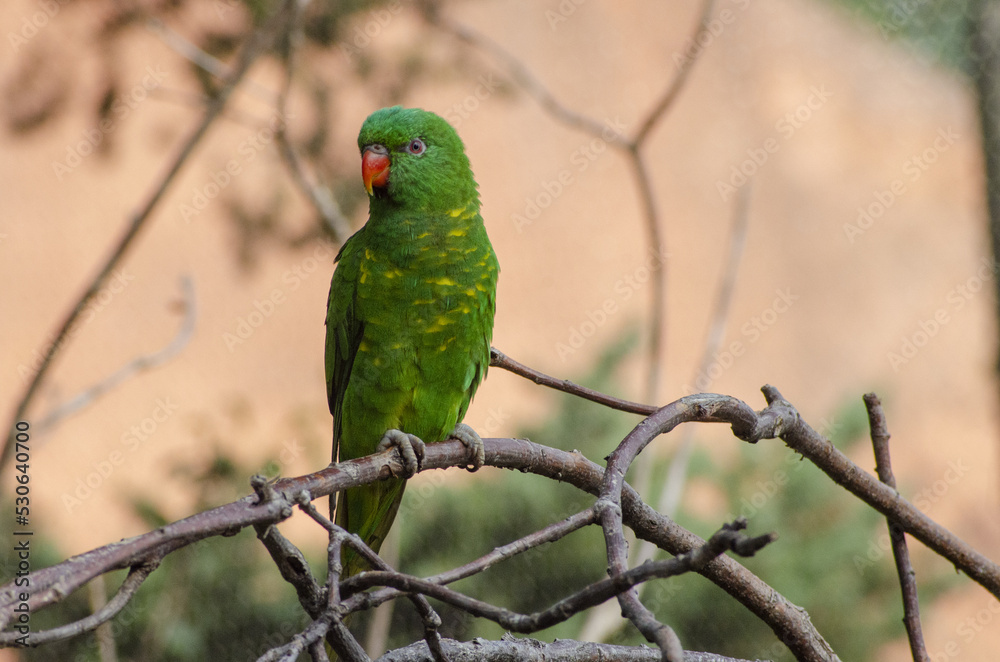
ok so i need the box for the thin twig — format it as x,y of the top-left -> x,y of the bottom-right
296,500 -> 447,661
273,0 -> 353,243
596,182 -> 751,644
661,182 -> 751,518
631,0 -> 716,146
146,17 -> 279,106
424,6 -> 617,144
489,347 -> 655,416
1,0 -> 294,473
2,559 -> 161,647
761,384 -> 1000,599
149,0 -> 353,243
864,393 -> 929,662
626,0 -> 717,406
347,507 -> 599,613
433,0 -> 715,407
344,521 -> 773,634
35,277 -> 197,435
88,575 -> 118,662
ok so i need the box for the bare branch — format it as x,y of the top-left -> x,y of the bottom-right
8,387 -> 989,658
489,347 -> 655,416
149,0 -> 353,243
0,429 -> 828,657
864,394 -> 929,662
423,5 -> 617,144
274,0 -> 353,243
348,507 -> 599,616
146,17 -> 279,106
433,0 -> 718,408
87,575 -> 118,662
631,0 -> 716,146
344,521 -> 772,635
660,182 -> 752,517
377,637 -> 766,662
764,384 -> 1000,599
295,499 -> 447,661
1,0 -> 297,474
35,277 -> 197,435
1,558 -> 161,647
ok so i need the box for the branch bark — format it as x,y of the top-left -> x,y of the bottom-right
377,636 -> 765,662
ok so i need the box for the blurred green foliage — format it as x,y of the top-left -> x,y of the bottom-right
824,0 -> 977,72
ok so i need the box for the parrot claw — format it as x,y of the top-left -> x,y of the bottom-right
450,423 -> 485,472
377,429 -> 426,477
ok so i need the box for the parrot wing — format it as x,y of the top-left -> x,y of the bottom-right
325,235 -> 364,463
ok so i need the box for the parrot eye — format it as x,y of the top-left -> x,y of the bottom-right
404,138 -> 426,155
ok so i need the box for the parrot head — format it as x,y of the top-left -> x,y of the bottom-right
358,106 -> 480,214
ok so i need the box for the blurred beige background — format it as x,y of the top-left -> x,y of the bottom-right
2,0 -> 999,658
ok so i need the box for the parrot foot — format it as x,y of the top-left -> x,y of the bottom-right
377,429 -> 426,477
450,423 -> 485,472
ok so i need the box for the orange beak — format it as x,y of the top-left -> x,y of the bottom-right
362,145 -> 390,195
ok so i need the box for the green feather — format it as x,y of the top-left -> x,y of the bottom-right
325,107 -> 498,578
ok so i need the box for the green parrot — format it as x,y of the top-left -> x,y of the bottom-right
325,106 -> 499,579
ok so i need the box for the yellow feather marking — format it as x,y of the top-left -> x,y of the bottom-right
464,288 -> 476,296
429,276 -> 457,286
427,314 -> 456,332
358,340 -> 370,352
448,205 -> 466,218
448,228 -> 467,237
416,232 -> 431,239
